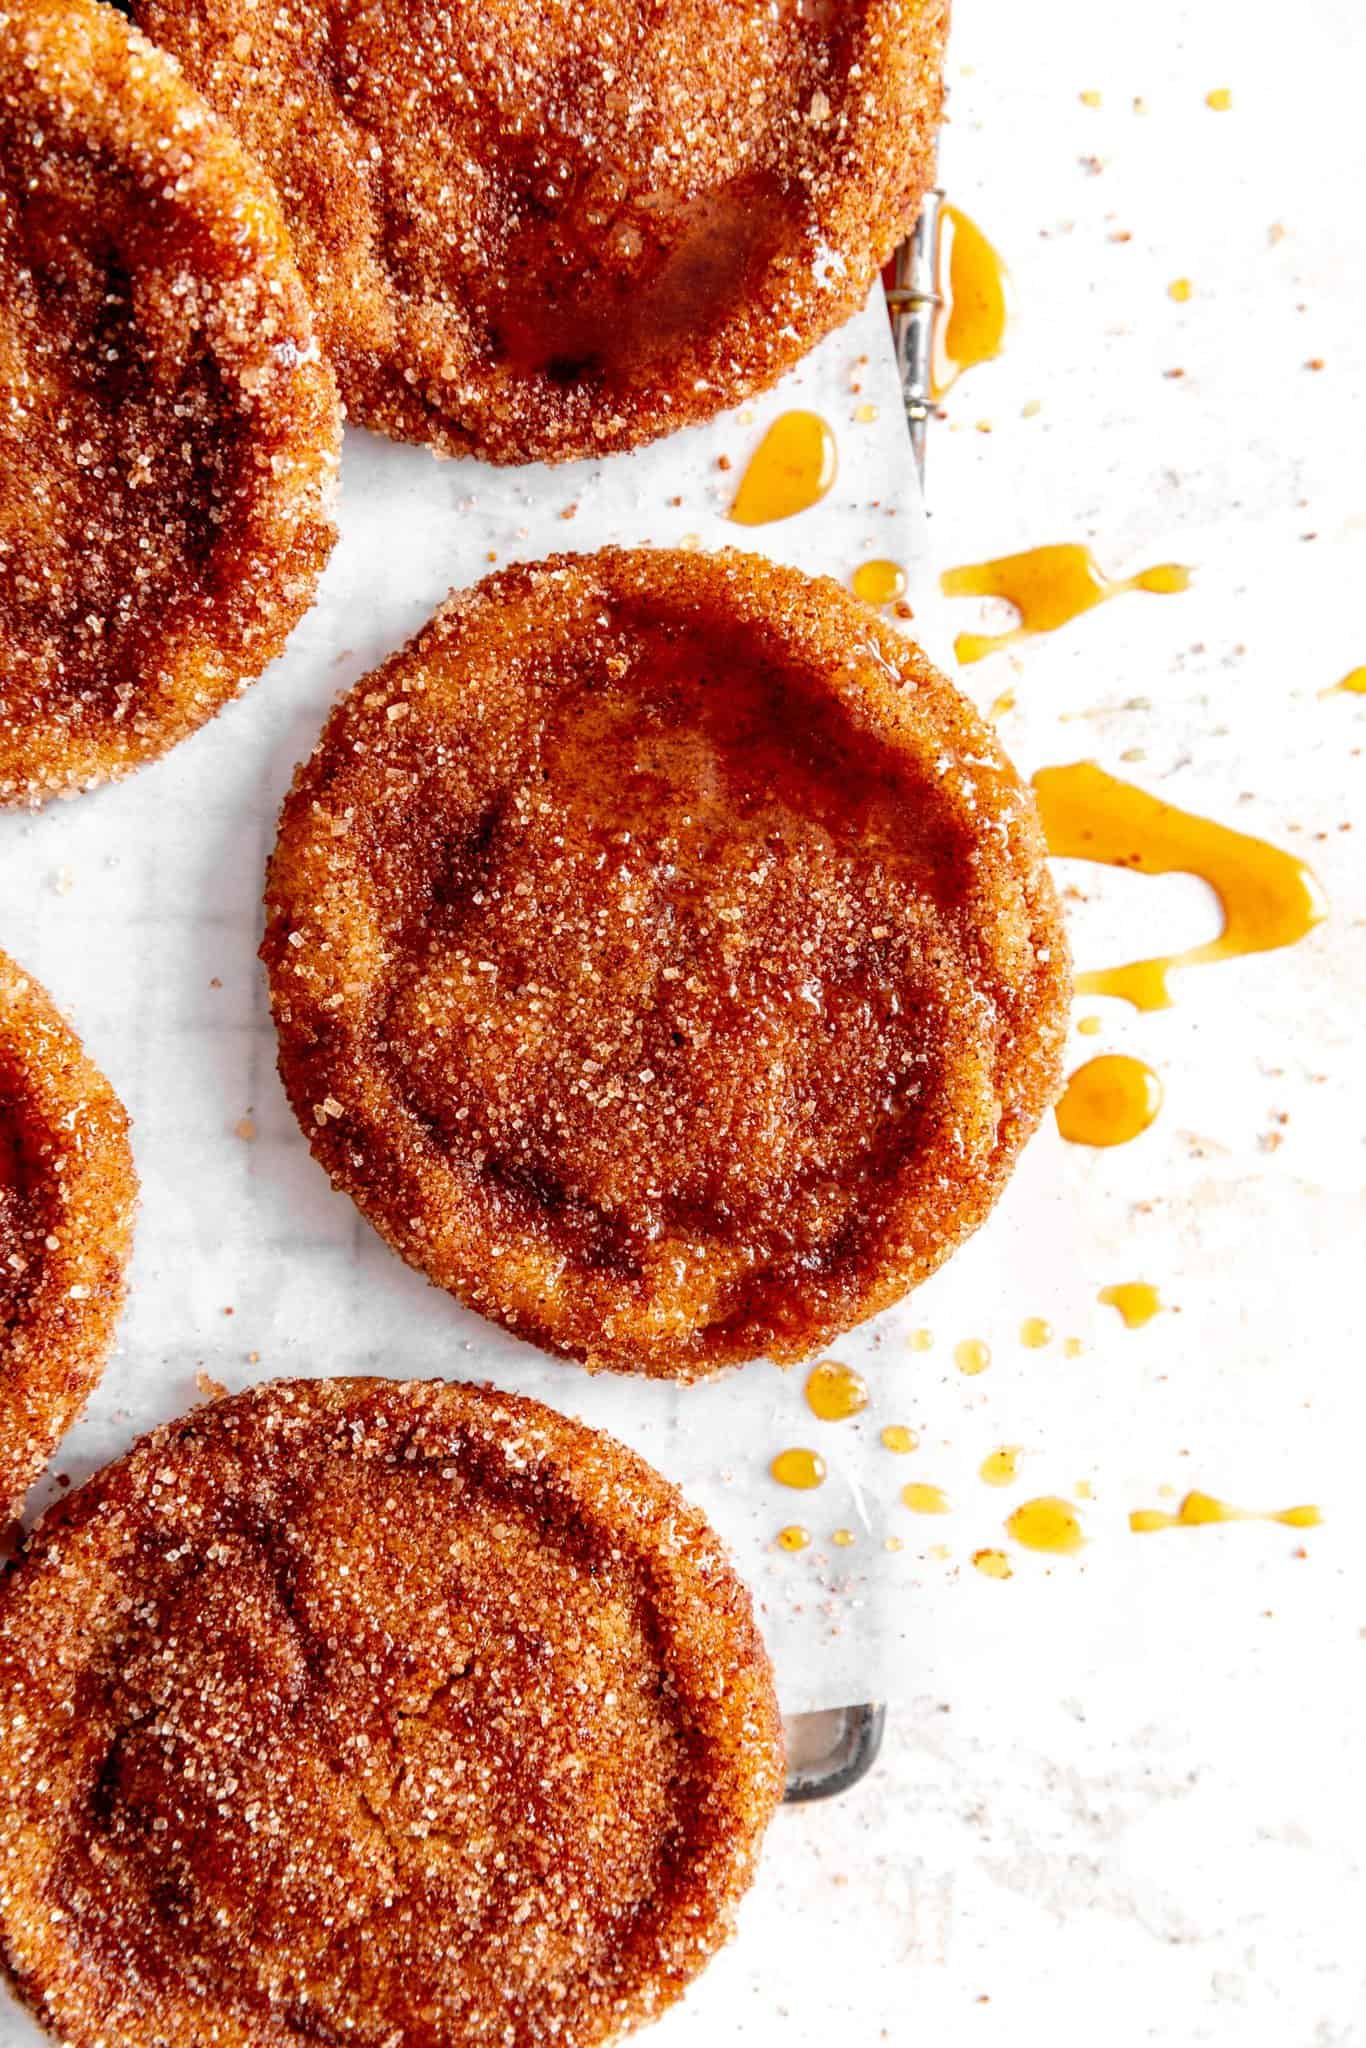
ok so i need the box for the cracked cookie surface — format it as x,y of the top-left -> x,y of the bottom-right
0,1375 -> 783,2048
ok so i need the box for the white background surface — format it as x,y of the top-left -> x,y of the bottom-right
5,0 -> 1366,2042
663,3 -> 1366,2044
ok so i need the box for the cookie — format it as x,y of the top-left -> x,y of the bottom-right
0,0 -> 341,805
129,0 -> 946,462
0,947 -> 135,1516
0,1375 -> 784,2047
263,548 -> 1069,1378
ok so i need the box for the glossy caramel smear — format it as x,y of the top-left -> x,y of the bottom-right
1130,1489 -> 1321,1533
264,549 -> 1070,1379
932,203 -> 1010,397
0,0 -> 339,806
132,0 -> 948,464
0,1379 -> 784,2048
1033,761 -> 1326,1009
731,412 -> 838,525
941,545 -> 1190,665
0,947 -> 136,1517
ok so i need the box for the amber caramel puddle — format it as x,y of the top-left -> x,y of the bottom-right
1006,1496 -> 1085,1555
1130,1490 -> 1321,1533
932,204 -> 1010,397
1321,666 -> 1366,698
1098,1281 -> 1162,1328
941,545 -> 1189,665
1055,1054 -> 1163,1146
730,410 -> 837,524
1032,761 -> 1327,1010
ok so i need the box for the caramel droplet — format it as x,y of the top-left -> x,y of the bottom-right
1019,1316 -> 1053,1348
1056,1054 -> 1163,1147
907,1327 -> 934,1353
804,1360 -> 869,1422
902,1482 -> 950,1514
851,558 -> 906,607
1098,1281 -> 1162,1329
954,1338 -> 991,1376
777,1524 -> 812,1551
832,1528 -> 857,1548
880,1424 -> 918,1454
1006,1496 -> 1086,1555
730,410 -> 837,525
972,1547 -> 1013,1578
980,1446 -> 1021,1487
771,1447 -> 827,1490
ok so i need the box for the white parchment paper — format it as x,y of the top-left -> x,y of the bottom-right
0,292 -> 930,1732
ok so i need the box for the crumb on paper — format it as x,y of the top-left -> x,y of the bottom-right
233,1115 -> 256,1141
195,1370 -> 228,1401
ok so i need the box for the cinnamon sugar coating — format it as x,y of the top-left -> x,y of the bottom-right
0,0 -> 341,806
128,0 -> 947,464
264,548 -> 1070,1379
0,947 -> 135,1517
0,1375 -> 784,2048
